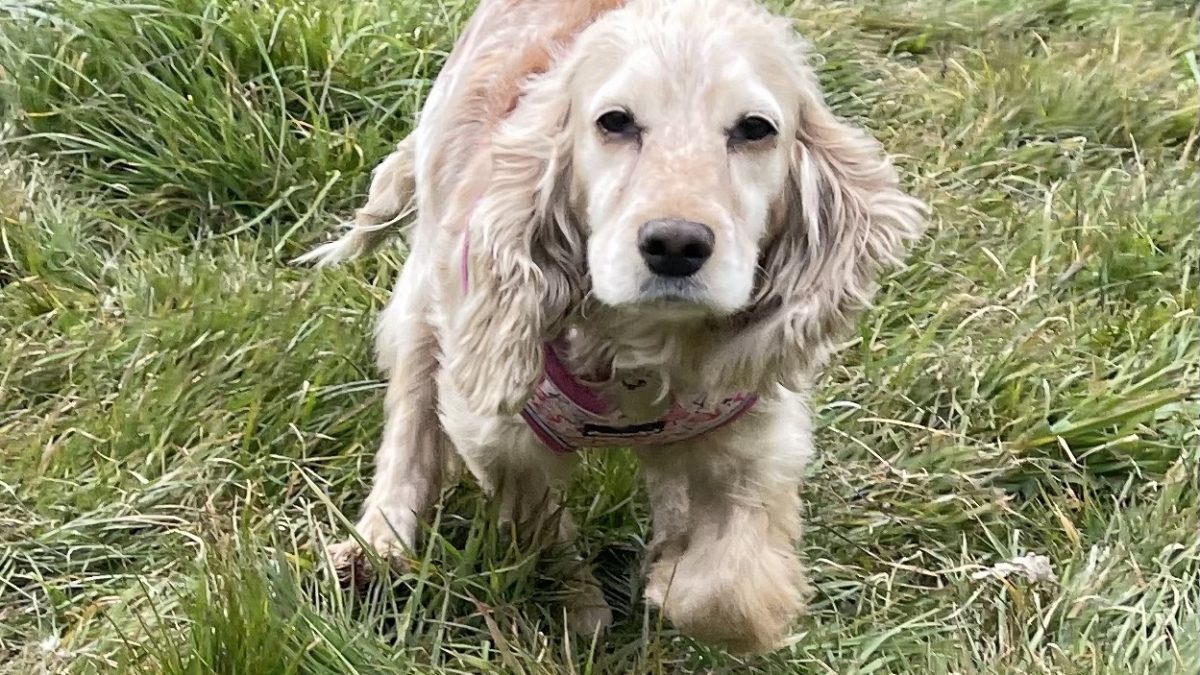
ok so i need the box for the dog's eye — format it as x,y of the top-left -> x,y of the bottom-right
730,115 -> 778,144
597,109 -> 638,137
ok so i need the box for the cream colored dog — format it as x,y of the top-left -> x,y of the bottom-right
300,0 -> 924,653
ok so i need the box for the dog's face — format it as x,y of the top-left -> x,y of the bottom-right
566,6 -> 803,317
451,0 -> 924,413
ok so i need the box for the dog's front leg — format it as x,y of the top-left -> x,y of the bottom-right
327,262 -> 445,583
639,389 -> 813,653
438,396 -> 614,637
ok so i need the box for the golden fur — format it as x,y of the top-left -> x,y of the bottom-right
300,0 -> 925,652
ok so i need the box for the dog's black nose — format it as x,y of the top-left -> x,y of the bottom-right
638,219 -> 714,278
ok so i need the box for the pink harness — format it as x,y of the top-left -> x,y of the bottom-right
461,234 -> 758,453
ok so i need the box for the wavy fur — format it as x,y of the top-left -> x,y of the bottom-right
446,63 -> 587,415
302,0 -> 926,653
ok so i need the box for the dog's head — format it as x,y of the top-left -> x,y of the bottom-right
570,1 -> 803,316
453,0 -> 925,413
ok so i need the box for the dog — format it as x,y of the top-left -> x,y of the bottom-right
298,0 -> 925,653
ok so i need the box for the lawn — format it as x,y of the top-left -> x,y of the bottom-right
1,0 -> 1197,672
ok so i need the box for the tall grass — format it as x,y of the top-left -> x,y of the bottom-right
1,0 -> 1197,673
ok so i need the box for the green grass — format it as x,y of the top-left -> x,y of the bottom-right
1,0 -> 1198,672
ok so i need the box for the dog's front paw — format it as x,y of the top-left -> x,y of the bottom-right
325,538 -> 407,590
325,510 -> 414,589
644,530 -> 809,653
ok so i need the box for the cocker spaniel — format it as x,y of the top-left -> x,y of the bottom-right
299,0 -> 925,653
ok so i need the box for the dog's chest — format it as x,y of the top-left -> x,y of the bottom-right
519,341 -> 758,453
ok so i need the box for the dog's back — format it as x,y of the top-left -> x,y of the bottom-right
297,0 -> 625,266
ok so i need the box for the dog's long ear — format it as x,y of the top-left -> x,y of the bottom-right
447,66 -> 585,416
722,69 -> 926,391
